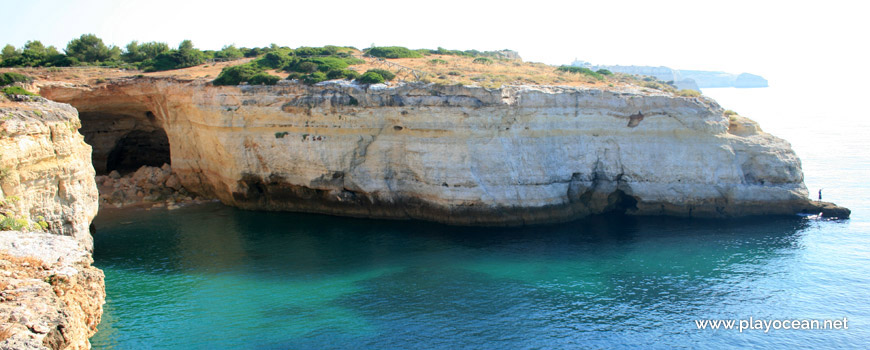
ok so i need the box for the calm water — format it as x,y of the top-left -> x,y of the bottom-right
90,86 -> 870,349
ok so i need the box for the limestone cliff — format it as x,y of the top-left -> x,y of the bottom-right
41,78 -> 847,225
0,98 -> 103,349
0,99 -> 98,249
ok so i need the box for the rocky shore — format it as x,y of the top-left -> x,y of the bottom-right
95,164 -> 202,209
0,232 -> 104,350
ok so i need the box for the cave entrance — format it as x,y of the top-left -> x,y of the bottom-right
105,129 -> 171,174
77,110 -> 170,175
605,190 -> 639,215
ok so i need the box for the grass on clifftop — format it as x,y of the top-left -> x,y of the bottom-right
1,86 -> 38,96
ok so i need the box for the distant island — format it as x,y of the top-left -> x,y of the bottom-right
571,60 -> 768,91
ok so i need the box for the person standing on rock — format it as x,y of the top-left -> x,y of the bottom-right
819,189 -> 823,202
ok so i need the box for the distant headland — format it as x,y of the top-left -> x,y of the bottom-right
571,60 -> 768,91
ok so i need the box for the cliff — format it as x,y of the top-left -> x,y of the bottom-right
0,98 -> 99,249
41,78 -> 848,224
0,97 -> 103,349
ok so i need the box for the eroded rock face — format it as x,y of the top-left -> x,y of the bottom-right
0,99 -> 99,249
0,98 -> 103,349
41,78 -> 847,224
0,231 -> 105,350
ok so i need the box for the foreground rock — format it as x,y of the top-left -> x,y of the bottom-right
42,78 -> 849,224
0,231 -> 105,350
1,97 -> 103,349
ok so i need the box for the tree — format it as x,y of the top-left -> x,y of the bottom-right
140,40 -> 203,72
1,44 -> 19,63
123,41 -> 143,62
178,40 -> 195,51
23,41 -> 46,55
139,42 -> 169,60
214,44 -> 243,59
123,41 -> 169,63
65,34 -> 118,63
18,40 -> 51,66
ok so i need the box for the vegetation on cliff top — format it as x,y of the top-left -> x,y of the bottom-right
0,72 -> 39,97
2,34 -> 235,72
0,72 -> 32,86
2,35 -> 702,95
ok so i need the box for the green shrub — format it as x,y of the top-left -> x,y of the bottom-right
676,89 -> 701,97
122,41 -> 170,63
295,61 -> 319,73
365,69 -> 395,81
0,214 -> 28,231
214,45 -> 243,60
447,71 -> 461,76
258,52 -> 290,69
247,73 -> 281,85
35,217 -> 49,230
341,70 -> 360,80
357,71 -> 385,84
303,71 -> 328,85
342,57 -> 365,65
428,59 -> 448,65
286,72 -> 306,80
2,86 -> 38,96
139,40 -> 205,72
365,46 -> 423,59
275,131 -> 289,139
295,46 -> 335,57
212,64 -> 262,85
312,57 -> 349,72
556,66 -> 604,80
283,56 -> 355,73
0,72 -> 33,86
472,57 -> 493,65
596,69 -> 613,76
427,47 -> 475,57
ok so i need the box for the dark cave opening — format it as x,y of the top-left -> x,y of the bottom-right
77,110 -> 170,175
105,129 -> 171,175
606,190 -> 639,215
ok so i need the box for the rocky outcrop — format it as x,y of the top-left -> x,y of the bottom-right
41,78 -> 847,225
95,164 -> 201,208
0,231 -> 105,350
0,97 -> 103,349
0,99 -> 98,250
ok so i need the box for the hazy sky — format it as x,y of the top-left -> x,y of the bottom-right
4,0 -> 868,86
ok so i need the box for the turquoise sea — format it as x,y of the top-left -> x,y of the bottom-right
90,86 -> 869,349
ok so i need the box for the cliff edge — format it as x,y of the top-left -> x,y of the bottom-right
1,96 -> 103,349
41,78 -> 848,224
0,98 -> 98,249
